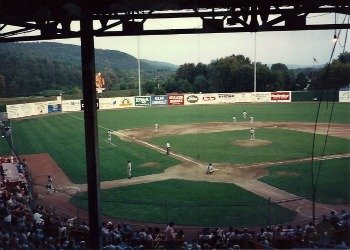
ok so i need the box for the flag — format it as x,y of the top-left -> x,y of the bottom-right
313,58 -> 318,63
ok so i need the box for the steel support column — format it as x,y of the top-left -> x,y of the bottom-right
80,13 -> 102,249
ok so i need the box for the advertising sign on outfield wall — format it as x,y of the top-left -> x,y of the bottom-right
270,91 -> 291,102
6,102 -> 47,119
199,94 -> 219,104
62,100 -> 82,112
339,91 -> 350,102
135,96 -> 151,106
168,94 -> 184,105
80,99 -> 100,110
217,93 -> 235,103
98,98 -> 118,110
251,92 -> 271,103
151,95 -> 168,106
29,102 -> 47,116
116,97 -> 135,108
184,94 -> 200,105
235,93 -> 252,103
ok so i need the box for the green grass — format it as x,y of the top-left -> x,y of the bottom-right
151,129 -> 350,164
73,179 -> 297,227
6,102 -> 350,183
2,102 -> 348,226
259,158 -> 350,204
0,134 -> 11,156
96,103 -> 350,131
12,115 -> 180,183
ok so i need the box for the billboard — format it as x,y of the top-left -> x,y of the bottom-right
235,93 -> 252,103
99,98 -> 118,110
270,91 -> 291,102
6,102 -> 48,118
168,94 -> 184,106
339,91 -> 350,103
184,94 -> 200,105
251,92 -> 271,103
28,102 -> 47,115
80,99 -> 100,110
62,100 -> 82,112
151,95 -> 167,106
117,97 -> 134,108
217,93 -> 235,103
135,96 -> 151,107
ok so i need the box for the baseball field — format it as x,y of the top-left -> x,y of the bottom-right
3,102 -> 350,226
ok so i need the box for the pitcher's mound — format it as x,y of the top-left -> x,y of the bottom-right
233,139 -> 271,147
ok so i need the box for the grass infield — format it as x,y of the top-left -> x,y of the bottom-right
150,129 -> 350,164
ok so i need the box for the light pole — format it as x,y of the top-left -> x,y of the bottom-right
137,36 -> 141,96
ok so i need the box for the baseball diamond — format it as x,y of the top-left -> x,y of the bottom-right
5,102 -> 349,227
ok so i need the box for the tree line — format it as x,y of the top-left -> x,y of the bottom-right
144,53 -> 349,95
0,43 -> 348,98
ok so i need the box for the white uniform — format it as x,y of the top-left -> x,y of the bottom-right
250,116 -> 254,125
127,161 -> 132,178
154,123 -> 159,133
166,141 -> 170,155
243,111 -> 247,119
206,164 -> 214,174
107,130 -> 112,142
250,128 -> 255,141
232,116 -> 236,125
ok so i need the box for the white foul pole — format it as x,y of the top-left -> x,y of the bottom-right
254,32 -> 257,92
137,36 -> 141,96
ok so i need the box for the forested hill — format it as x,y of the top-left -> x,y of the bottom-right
0,42 -> 177,71
0,42 -> 177,97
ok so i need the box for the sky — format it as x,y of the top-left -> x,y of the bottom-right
50,13 -> 349,67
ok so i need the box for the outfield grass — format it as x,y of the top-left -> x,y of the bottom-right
259,158 -> 350,205
73,179 -> 297,227
151,129 -> 350,164
96,103 -> 350,131
7,103 -> 350,183
11,115 -> 180,183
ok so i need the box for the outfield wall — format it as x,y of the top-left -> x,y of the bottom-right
339,91 -> 350,102
5,91 -> 291,118
10,90 -> 350,119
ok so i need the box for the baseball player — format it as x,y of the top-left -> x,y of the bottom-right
127,160 -> 132,179
243,111 -> 247,119
107,130 -> 112,142
47,175 -> 53,194
206,163 -> 214,174
232,116 -> 236,125
166,141 -> 170,155
154,123 -> 159,133
250,116 -> 254,125
250,128 -> 255,141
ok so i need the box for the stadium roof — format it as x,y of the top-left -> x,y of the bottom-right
0,0 -> 349,42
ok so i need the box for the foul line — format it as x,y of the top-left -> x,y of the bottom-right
66,113 -> 110,131
67,113 -> 350,166
115,131 -> 204,167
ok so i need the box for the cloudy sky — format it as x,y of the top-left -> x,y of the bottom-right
52,13 -> 349,67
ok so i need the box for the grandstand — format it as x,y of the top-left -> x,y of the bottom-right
0,0 -> 349,249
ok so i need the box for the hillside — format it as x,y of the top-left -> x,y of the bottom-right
0,42 -> 177,97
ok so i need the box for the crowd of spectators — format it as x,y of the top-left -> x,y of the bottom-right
0,153 -> 349,249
